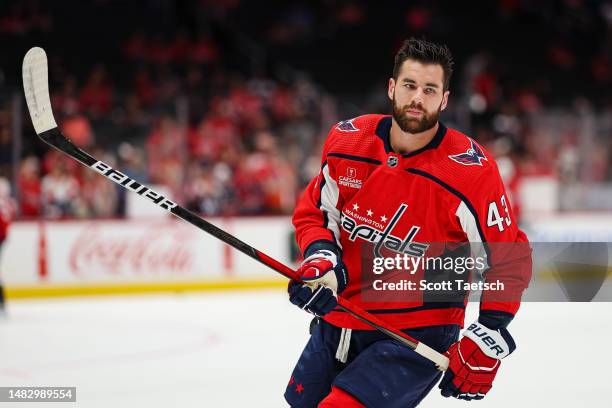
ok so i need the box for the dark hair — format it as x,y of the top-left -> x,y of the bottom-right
393,38 -> 454,91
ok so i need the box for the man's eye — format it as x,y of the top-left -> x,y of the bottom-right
425,88 -> 436,94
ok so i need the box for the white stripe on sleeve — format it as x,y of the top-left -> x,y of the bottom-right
455,201 -> 488,272
321,163 -> 342,248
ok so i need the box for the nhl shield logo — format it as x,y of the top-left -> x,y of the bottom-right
387,156 -> 399,168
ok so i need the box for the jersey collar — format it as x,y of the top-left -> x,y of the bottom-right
375,116 -> 447,158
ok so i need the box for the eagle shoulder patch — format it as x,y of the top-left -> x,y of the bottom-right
448,139 -> 488,166
336,118 -> 359,132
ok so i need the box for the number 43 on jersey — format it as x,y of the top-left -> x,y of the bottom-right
487,195 -> 512,232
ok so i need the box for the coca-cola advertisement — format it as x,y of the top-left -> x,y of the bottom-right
68,221 -> 195,276
0,218 -> 292,285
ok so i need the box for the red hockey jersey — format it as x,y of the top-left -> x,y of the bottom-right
293,114 -> 532,330
0,195 -> 14,243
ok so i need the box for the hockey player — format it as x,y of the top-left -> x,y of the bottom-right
0,178 -> 15,314
286,38 -> 532,407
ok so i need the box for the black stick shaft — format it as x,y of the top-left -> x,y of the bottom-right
38,127 -> 429,355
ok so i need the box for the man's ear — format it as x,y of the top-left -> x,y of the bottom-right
388,78 -> 395,101
440,90 -> 450,111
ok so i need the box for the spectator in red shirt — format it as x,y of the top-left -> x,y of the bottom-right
235,130 -> 296,214
79,65 -> 113,117
146,116 -> 186,197
189,99 -> 240,162
17,156 -> 41,217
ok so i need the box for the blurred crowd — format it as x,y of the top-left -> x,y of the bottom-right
2,69 -> 323,218
0,0 -> 610,218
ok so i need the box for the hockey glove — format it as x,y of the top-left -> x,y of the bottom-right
288,243 -> 348,317
439,319 -> 516,400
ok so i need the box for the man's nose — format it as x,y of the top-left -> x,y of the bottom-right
412,87 -> 425,104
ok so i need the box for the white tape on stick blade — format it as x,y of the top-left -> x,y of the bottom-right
22,47 -> 58,135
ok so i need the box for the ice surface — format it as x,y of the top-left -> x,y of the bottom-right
0,290 -> 609,407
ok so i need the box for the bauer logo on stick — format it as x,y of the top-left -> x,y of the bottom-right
92,161 -> 177,211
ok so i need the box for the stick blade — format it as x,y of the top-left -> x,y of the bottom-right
22,47 -> 57,135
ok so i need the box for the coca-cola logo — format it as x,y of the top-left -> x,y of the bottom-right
69,222 -> 195,276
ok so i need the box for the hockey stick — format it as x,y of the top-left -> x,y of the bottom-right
22,47 -> 449,370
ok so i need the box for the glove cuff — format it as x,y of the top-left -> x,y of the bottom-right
303,240 -> 341,258
464,320 -> 516,360
479,309 -> 514,329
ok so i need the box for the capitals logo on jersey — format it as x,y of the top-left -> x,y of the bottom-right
341,203 -> 429,258
449,139 -> 488,166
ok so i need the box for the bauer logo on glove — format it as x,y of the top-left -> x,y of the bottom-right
439,319 -> 516,401
464,322 -> 513,359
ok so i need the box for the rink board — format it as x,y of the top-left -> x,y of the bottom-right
1,217 -> 295,297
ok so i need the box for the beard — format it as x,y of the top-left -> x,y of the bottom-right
392,95 -> 442,134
